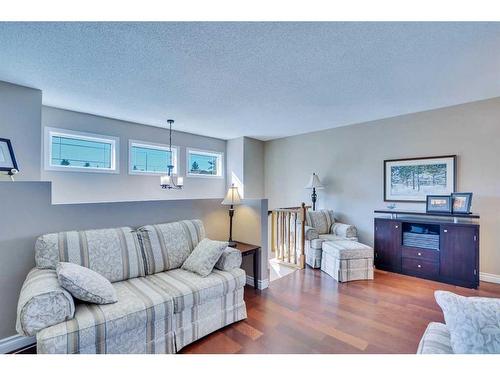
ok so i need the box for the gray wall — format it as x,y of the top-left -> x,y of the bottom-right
243,137 -> 265,199
42,106 -> 227,204
265,97 -> 500,277
0,81 -> 42,181
0,181 -> 228,338
0,182 -> 269,339
226,136 -> 265,199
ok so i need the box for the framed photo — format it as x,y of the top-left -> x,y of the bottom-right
452,192 -> 473,214
426,195 -> 452,213
0,138 -> 18,172
384,155 -> 456,202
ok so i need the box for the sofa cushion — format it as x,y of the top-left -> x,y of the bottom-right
137,219 -> 205,274
37,276 -> 175,354
35,227 -> 146,282
16,268 -> 75,337
417,322 -> 453,354
57,262 -> 118,304
215,247 -> 242,271
145,268 -> 246,313
306,210 -> 335,235
435,290 -> 500,354
182,239 -> 228,277
322,240 -> 373,260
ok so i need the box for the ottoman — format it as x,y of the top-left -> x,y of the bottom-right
321,240 -> 374,282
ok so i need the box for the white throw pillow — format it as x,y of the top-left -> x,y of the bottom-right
57,262 -> 118,304
182,238 -> 228,277
435,290 -> 500,354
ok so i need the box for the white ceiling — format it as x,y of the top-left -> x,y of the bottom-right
1,22 -> 500,140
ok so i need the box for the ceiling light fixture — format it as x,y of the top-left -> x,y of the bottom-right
160,119 -> 184,190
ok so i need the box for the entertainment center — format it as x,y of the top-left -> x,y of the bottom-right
374,210 -> 480,288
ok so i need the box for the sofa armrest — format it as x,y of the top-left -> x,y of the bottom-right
16,268 -> 75,337
331,222 -> 358,239
215,247 -> 242,271
304,226 -> 319,240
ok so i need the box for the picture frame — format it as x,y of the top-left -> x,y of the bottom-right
451,192 -> 473,214
426,195 -> 452,214
0,138 -> 19,172
384,155 -> 456,202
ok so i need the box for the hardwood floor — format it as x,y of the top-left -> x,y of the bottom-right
12,268 -> 500,354
180,268 -> 500,354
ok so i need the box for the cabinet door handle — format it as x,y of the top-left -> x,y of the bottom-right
417,264 -> 422,268
443,229 -> 448,233
395,225 -> 399,229
417,252 -> 422,256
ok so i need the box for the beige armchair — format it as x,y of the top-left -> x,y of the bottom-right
305,209 -> 358,268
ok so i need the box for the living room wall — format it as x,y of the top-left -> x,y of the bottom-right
0,181 -> 269,344
42,106 -> 227,204
0,81 -> 42,181
264,97 -> 500,279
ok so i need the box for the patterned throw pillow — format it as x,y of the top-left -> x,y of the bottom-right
435,290 -> 500,354
182,238 -> 228,277
57,262 -> 118,304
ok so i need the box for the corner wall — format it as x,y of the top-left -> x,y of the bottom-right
0,81 -> 42,181
265,97 -> 500,278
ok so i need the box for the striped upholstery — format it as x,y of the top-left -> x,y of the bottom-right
174,288 -> 247,351
35,227 -> 145,282
146,268 -> 246,313
37,276 -> 176,354
36,268 -> 246,354
306,210 -> 335,235
16,268 -> 75,336
321,240 -> 374,282
137,220 -> 205,274
417,322 -> 453,354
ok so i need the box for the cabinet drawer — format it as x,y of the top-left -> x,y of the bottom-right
401,246 -> 439,262
402,257 -> 439,279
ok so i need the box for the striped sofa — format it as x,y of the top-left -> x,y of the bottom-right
16,219 -> 247,354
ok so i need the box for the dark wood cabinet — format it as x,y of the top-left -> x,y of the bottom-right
374,219 -> 402,272
374,217 -> 479,288
439,224 -> 479,288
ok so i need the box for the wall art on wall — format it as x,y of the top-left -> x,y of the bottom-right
384,155 -> 456,202
0,138 -> 18,172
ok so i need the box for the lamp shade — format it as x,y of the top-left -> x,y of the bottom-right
305,173 -> 324,189
222,184 -> 242,205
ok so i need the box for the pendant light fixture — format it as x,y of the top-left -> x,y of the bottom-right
160,119 -> 184,190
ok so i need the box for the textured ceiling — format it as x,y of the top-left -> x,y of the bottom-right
1,22 -> 500,140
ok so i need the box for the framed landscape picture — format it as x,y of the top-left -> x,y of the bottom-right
384,155 -> 456,202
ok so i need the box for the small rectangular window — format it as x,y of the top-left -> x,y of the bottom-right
187,148 -> 223,177
129,141 -> 177,175
44,127 -> 119,173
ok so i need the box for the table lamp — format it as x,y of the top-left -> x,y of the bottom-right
221,184 -> 242,247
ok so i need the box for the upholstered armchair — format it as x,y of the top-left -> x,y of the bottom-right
304,209 -> 358,268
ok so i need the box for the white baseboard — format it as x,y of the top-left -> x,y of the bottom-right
0,334 -> 36,354
480,272 -> 500,284
246,275 -> 269,290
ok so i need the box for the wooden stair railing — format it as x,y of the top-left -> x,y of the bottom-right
270,203 -> 309,269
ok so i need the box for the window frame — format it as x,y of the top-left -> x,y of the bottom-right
128,140 -> 179,176
186,147 -> 224,178
44,127 -> 119,174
